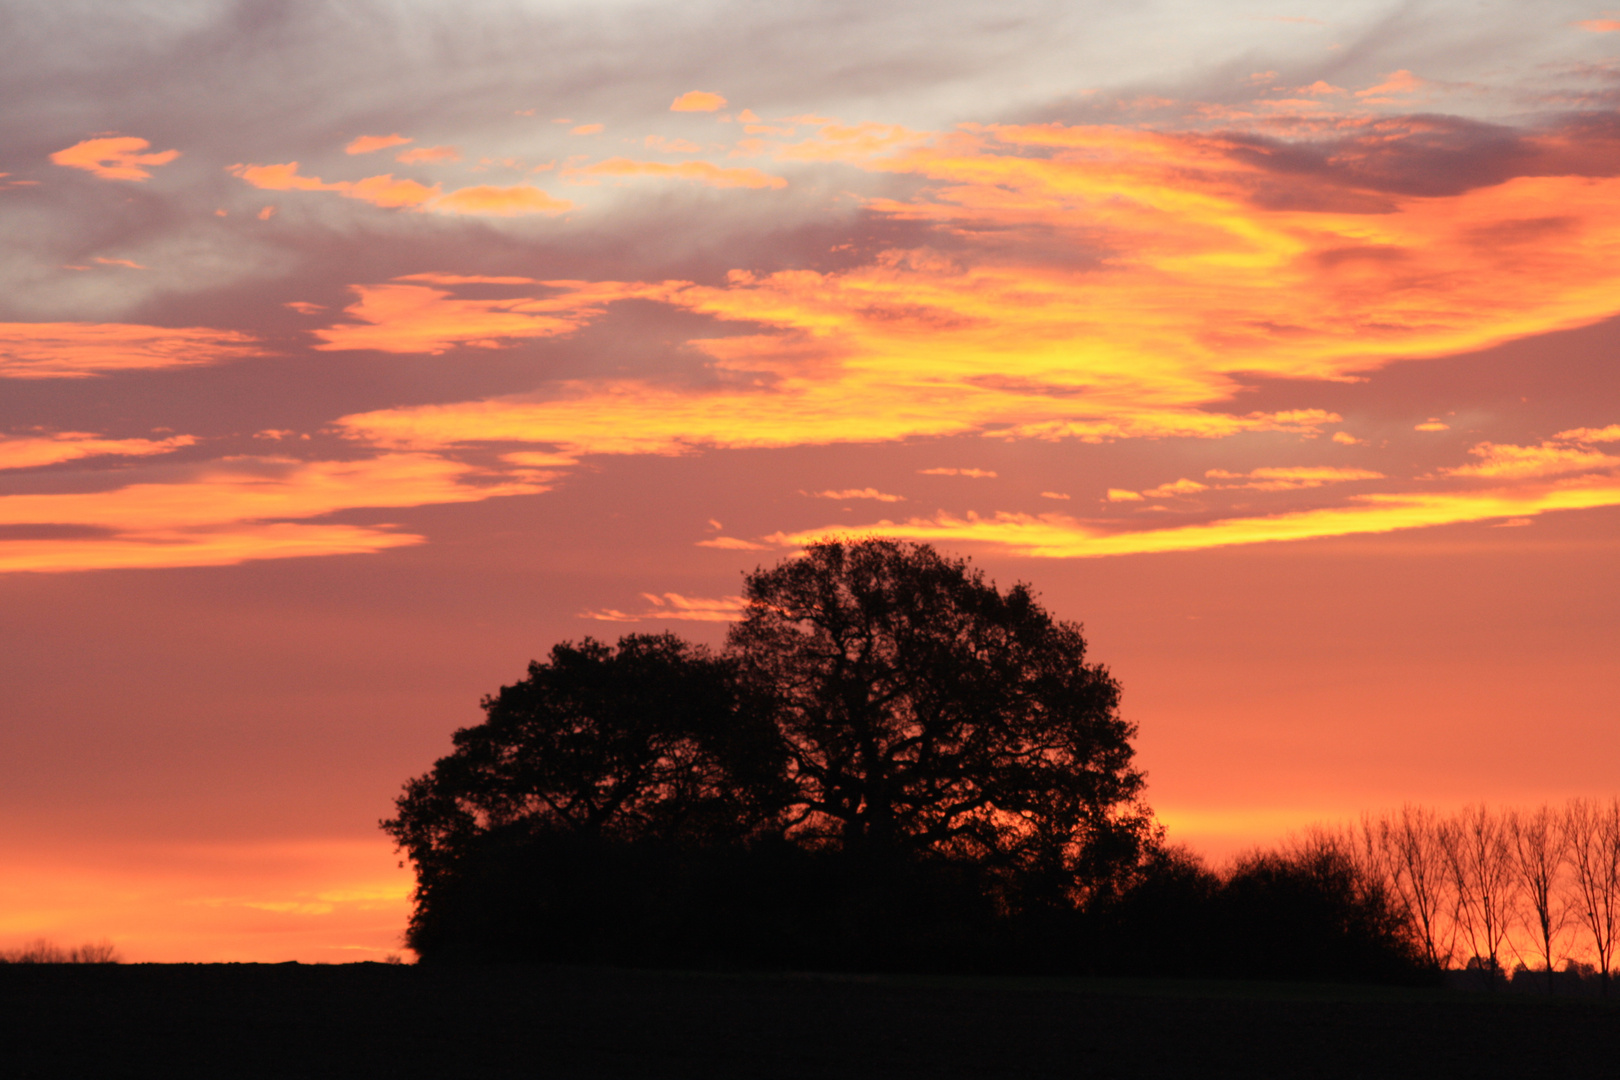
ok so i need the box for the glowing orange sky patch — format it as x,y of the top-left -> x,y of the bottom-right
0,323 -> 259,378
50,136 -> 179,180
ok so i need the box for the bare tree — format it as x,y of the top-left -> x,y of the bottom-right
1441,804 -> 1517,984
1565,797 -> 1620,994
1506,804 -> 1568,992
1373,805 -> 1457,970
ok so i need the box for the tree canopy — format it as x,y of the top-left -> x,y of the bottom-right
730,538 -> 1151,897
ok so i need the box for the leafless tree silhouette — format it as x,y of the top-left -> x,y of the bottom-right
1565,797 -> 1620,994
1507,805 -> 1569,993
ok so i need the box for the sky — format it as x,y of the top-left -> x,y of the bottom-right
3,0 -> 1619,962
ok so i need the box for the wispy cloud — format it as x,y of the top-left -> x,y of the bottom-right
580,592 -> 746,622
803,487 -> 905,501
0,454 -> 548,573
0,323 -> 259,378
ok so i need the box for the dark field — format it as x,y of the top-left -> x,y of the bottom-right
4,963 -> 1619,1079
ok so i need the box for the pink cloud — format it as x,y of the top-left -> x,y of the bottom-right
1355,69 -> 1424,99
571,157 -> 786,189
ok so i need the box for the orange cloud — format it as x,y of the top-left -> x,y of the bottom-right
312,277 -> 674,354
1204,466 -> 1385,490
429,184 -> 573,215
571,158 -> 787,189
1441,440 -> 1620,479
345,134 -> 411,155
1141,478 -> 1208,498
395,145 -> 461,164
920,467 -> 997,478
231,162 -> 570,216
1576,18 -> 1620,31
229,162 -> 439,208
0,454 -> 548,573
571,124 -> 604,135
0,432 -> 195,471
0,323 -> 259,378
91,257 -> 146,270
579,593 -> 746,622
671,91 -> 727,112
50,136 -> 179,181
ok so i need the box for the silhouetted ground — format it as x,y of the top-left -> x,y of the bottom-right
4,963 -> 1619,1079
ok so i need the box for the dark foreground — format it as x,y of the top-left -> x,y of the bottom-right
4,963 -> 1619,1079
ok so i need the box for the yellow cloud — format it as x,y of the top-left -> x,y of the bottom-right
770,474 -> 1620,558
0,323 -> 259,378
50,136 -> 179,181
671,91 -> 727,112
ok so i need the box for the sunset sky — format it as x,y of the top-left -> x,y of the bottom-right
4,0 -> 1620,962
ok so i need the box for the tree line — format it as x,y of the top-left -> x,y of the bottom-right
384,539 -> 1447,982
1306,801 -> 1620,992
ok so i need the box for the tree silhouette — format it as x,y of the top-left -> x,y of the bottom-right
729,538 -> 1153,904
